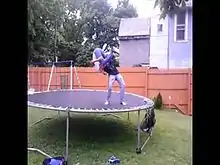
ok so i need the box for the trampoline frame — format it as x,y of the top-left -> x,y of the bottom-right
28,89 -> 154,113
28,61 -> 155,164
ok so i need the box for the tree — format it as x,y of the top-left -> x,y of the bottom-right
154,0 -> 189,19
80,0 -> 117,47
28,0 -> 67,63
28,0 -> 138,67
114,0 -> 138,18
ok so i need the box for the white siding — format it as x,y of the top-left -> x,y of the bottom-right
149,14 -> 169,68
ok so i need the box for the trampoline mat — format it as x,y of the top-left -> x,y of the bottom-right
28,90 -> 150,110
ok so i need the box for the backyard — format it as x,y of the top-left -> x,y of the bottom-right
28,108 -> 192,165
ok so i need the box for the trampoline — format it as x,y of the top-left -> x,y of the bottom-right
28,61 -> 155,164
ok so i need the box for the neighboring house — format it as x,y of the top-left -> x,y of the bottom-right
149,0 -> 192,68
168,0 -> 193,68
118,1 -> 192,68
118,18 -> 151,66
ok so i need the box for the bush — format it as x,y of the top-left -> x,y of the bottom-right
154,93 -> 163,110
152,97 -> 157,103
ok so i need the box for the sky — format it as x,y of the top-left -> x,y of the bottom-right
108,0 -> 160,17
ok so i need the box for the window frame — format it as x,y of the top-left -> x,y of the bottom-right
174,10 -> 188,42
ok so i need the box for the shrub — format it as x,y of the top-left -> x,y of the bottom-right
154,93 -> 163,110
152,97 -> 157,103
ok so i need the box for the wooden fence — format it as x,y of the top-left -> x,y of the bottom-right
28,67 -> 192,115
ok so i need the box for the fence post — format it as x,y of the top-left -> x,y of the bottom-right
144,68 -> 148,97
187,69 -> 191,115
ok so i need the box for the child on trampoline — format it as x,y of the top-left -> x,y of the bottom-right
91,47 -> 126,106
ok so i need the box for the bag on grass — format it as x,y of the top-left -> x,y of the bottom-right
43,156 -> 67,165
141,108 -> 156,133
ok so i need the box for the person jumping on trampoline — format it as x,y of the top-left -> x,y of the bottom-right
91,47 -> 126,106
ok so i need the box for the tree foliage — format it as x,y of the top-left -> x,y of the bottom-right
114,0 -> 138,18
28,0 -> 138,66
154,0 -> 189,19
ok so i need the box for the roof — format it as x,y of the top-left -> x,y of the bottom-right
118,17 -> 150,37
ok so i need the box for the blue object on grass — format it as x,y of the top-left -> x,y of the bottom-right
43,156 -> 66,165
49,159 -> 62,165
107,156 -> 120,164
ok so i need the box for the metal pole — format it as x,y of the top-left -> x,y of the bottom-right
167,16 -> 170,69
28,148 -> 52,158
70,61 -> 73,90
47,64 -> 55,91
55,57 -> 58,91
54,14 -> 57,91
141,135 -> 151,151
56,58 -> 60,116
65,108 -> 70,162
137,110 -> 141,149
54,19 -> 57,62
74,66 -> 81,88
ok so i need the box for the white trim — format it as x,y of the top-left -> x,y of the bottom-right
174,10 -> 188,42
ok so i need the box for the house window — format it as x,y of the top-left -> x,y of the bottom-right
60,75 -> 68,89
157,24 -> 163,32
175,10 -> 187,41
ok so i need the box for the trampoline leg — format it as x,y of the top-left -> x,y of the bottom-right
30,117 -> 53,127
58,111 -> 60,117
102,113 -> 121,119
137,108 -> 155,153
136,110 -> 141,154
140,129 -> 153,151
65,108 -> 70,163
127,112 -> 130,121
28,148 -> 52,158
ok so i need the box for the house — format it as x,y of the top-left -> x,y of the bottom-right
118,18 -> 151,66
149,0 -> 192,68
149,13 -> 169,68
118,1 -> 192,68
168,0 -> 193,68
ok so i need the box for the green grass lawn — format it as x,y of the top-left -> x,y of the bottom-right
28,108 -> 192,165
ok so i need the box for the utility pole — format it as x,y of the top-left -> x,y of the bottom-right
167,16 -> 170,69
54,18 -> 57,62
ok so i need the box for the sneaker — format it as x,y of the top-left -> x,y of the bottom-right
143,128 -> 149,132
104,101 -> 110,105
120,101 -> 126,106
